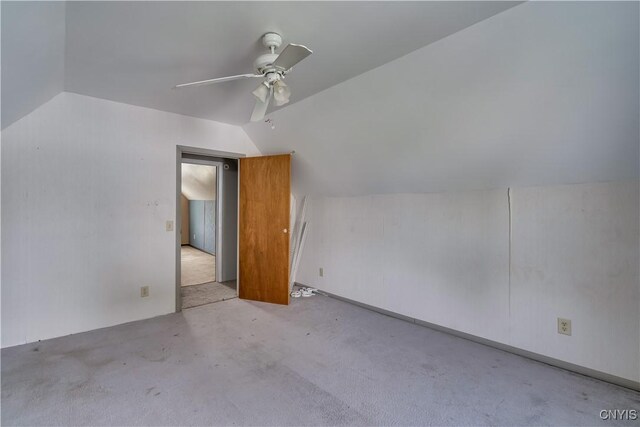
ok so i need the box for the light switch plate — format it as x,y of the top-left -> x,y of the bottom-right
558,318 -> 571,336
141,286 -> 149,298
166,220 -> 174,231
319,268 -> 324,277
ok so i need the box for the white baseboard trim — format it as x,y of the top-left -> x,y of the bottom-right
295,283 -> 640,392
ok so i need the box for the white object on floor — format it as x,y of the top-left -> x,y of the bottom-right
301,288 -> 314,297
290,196 -> 308,291
291,290 -> 302,298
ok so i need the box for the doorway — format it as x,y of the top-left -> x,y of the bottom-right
176,147 -> 293,311
177,149 -> 239,310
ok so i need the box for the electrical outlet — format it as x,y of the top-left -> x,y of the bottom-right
166,220 -> 174,232
141,286 -> 149,298
319,268 -> 324,277
558,318 -> 571,336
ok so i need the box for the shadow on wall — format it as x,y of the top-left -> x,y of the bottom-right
181,194 -> 190,245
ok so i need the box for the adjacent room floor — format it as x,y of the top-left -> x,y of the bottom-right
2,294 -> 638,426
180,245 -> 235,308
181,280 -> 237,309
181,245 -> 215,286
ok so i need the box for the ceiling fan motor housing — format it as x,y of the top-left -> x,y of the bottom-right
254,53 -> 280,74
262,32 -> 283,50
254,33 -> 285,75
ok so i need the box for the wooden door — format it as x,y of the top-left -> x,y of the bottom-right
239,154 -> 290,305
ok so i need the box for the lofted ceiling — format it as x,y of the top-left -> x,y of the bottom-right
4,2 -> 636,198
244,1 -> 640,196
182,163 -> 216,201
1,1 -> 65,129
63,1 -> 520,125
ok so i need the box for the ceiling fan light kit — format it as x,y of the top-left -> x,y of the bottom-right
174,32 -> 312,122
252,83 -> 270,103
272,80 -> 291,106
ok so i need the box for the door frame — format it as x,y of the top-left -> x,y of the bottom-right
175,145 -> 245,312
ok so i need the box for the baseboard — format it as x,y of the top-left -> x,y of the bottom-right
295,282 -> 640,392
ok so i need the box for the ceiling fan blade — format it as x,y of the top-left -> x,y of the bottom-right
273,44 -> 313,71
250,87 -> 272,122
174,73 -> 262,89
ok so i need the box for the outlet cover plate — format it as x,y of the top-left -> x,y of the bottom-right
166,220 -> 174,232
558,318 -> 571,336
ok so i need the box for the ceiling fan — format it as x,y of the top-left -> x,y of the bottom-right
174,33 -> 313,122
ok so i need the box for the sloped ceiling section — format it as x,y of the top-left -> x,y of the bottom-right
1,1 -> 66,129
2,1 -> 519,130
63,1 -> 519,125
182,163 -> 216,201
244,2 -> 640,196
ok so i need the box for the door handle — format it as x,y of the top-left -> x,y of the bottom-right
283,228 -> 288,233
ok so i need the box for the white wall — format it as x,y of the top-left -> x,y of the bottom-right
298,190 -> 510,342
510,181 -> 639,382
1,92 -> 259,347
297,181 -> 639,382
1,1 -> 66,129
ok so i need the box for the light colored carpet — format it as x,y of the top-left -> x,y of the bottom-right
181,280 -> 237,309
2,294 -> 639,426
181,245 -> 215,286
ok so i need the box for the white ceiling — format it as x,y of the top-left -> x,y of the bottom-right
4,2 -> 636,199
63,1 -> 520,125
182,163 -> 216,201
244,2 -> 640,196
1,1 -> 65,129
